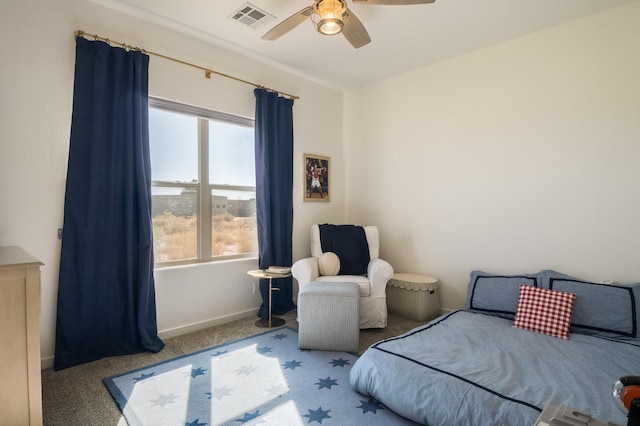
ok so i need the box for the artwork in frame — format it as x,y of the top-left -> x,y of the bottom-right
304,153 -> 330,202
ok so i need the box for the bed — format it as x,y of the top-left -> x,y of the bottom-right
350,269 -> 640,425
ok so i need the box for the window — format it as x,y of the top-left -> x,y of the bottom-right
149,98 -> 257,265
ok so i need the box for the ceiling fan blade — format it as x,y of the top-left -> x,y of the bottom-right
352,0 -> 435,4
262,6 -> 313,41
342,10 -> 371,49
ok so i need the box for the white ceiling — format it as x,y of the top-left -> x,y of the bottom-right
90,0 -> 635,91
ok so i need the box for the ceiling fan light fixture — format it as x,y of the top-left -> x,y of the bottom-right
311,0 -> 347,36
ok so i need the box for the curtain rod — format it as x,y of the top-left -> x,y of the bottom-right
74,30 -> 299,100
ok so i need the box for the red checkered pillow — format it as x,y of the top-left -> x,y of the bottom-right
513,284 -> 576,339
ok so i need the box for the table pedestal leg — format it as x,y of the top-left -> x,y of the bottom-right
255,277 -> 286,328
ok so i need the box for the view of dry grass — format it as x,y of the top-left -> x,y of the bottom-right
152,213 -> 257,262
212,213 -> 258,256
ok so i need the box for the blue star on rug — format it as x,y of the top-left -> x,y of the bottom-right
303,407 -> 332,424
236,410 -> 260,423
235,365 -> 258,376
315,377 -> 338,390
185,419 -> 207,426
150,393 -> 178,407
132,372 -> 155,382
283,359 -> 302,370
207,385 -> 232,400
190,367 -> 206,378
273,333 -> 289,340
266,383 -> 289,397
329,358 -> 351,367
357,398 -> 385,414
257,345 -> 272,354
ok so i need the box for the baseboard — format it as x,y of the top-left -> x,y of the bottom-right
40,308 -> 261,370
158,308 -> 260,340
42,356 -> 54,370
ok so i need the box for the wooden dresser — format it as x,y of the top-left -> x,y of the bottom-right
0,246 -> 43,425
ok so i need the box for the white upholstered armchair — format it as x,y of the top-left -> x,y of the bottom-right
292,224 -> 394,328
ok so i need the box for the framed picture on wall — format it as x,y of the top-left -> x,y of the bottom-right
303,153 -> 330,202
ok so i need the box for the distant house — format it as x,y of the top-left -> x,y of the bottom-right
153,192 -> 255,218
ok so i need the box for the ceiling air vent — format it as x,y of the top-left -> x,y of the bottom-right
230,3 -> 276,30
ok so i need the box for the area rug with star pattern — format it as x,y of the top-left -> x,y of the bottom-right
103,326 -> 417,426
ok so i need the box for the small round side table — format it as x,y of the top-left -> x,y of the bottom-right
247,269 -> 290,328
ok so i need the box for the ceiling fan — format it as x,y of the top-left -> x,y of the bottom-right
261,0 -> 436,49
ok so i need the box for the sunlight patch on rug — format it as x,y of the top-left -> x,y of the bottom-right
104,327 -> 417,425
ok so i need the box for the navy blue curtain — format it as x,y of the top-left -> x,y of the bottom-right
254,89 -> 296,319
54,37 -> 164,370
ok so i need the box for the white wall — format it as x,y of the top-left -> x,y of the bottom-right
0,0 -> 344,368
344,2 -> 640,311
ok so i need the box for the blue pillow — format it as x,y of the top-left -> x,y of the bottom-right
466,271 -> 538,319
539,270 -> 639,339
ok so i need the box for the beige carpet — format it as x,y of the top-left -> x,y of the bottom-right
42,310 -> 424,426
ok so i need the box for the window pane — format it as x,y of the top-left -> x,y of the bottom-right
211,189 -> 257,257
208,120 -> 255,186
150,108 -> 198,182
152,187 -> 197,262
149,98 -> 256,266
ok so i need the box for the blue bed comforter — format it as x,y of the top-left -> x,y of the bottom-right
350,310 -> 640,425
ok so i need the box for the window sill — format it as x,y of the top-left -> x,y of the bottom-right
154,254 -> 258,271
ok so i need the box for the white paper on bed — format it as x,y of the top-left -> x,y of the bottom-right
350,310 -> 640,425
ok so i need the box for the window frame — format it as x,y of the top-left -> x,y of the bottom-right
149,97 -> 257,267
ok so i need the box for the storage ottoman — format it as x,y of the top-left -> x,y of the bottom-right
298,281 -> 360,352
387,273 -> 440,321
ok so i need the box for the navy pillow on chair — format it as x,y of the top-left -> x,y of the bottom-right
318,224 -> 370,275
